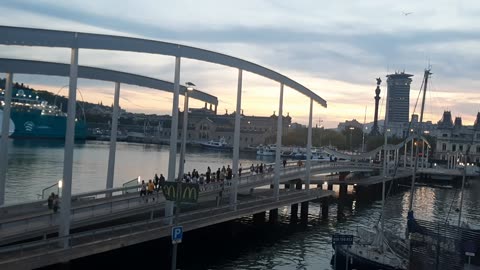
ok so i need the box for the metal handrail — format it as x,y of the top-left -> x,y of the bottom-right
0,187 -> 329,256
0,161 -> 380,234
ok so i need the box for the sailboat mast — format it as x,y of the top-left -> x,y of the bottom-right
419,69 -> 431,124
362,106 -> 367,152
408,69 -> 431,212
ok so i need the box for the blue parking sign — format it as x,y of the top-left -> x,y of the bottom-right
172,226 -> 183,244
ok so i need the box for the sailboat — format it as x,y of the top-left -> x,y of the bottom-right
405,69 -> 480,269
332,76 -> 412,270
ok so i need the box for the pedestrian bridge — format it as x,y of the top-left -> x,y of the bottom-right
0,161 -> 378,243
0,160 -> 379,268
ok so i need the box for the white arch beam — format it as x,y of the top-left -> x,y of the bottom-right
0,26 -> 326,107
0,58 -> 218,105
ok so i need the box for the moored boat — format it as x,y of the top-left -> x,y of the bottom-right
200,137 -> 232,150
0,88 -> 87,139
256,146 -> 276,156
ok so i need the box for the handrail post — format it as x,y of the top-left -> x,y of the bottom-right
273,83 -> 284,200
0,72 -> 13,206
231,69 -> 242,210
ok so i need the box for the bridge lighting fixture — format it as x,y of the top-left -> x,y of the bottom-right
58,179 -> 63,189
185,82 -> 196,92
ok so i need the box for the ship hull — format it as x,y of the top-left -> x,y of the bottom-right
333,245 -> 404,270
10,110 -> 86,140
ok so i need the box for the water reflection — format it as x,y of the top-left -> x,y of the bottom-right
4,141 -> 272,204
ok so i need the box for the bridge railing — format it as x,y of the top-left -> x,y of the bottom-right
0,161 -> 380,240
0,187 -> 329,262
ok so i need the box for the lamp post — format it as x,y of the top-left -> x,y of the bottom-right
58,179 -> 63,196
349,127 -> 355,152
177,82 -> 195,183
171,81 -> 195,270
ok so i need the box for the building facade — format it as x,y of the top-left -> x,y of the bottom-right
154,107 -> 292,149
434,111 -> 480,165
386,72 -> 413,126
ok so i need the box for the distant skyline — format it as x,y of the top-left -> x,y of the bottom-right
0,0 -> 479,128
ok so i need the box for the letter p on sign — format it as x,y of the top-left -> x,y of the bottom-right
171,226 -> 183,244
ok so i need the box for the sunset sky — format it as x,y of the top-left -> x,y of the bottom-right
0,0 -> 479,128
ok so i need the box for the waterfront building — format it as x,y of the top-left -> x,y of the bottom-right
383,71 -> 413,137
385,71 -> 413,126
337,119 -> 363,131
434,111 -> 480,164
154,106 -> 291,148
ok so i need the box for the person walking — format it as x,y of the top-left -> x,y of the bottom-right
216,168 -> 221,181
47,192 -> 54,210
283,159 -> 287,168
206,167 -> 211,183
52,195 -> 60,213
227,165 -> 232,180
140,180 -> 147,198
158,174 -> 165,192
147,179 -> 155,201
154,173 -> 159,190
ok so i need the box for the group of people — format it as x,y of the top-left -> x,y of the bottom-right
180,162 -> 275,185
140,161 -> 288,198
139,173 -> 165,202
248,163 -> 274,174
185,165 -> 233,185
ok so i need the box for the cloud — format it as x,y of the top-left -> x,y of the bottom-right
0,0 -> 479,127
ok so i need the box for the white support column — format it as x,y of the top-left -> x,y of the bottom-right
395,149 -> 399,167
59,47 -> 79,246
410,138 -> 414,169
106,82 -> 121,193
177,91 -> 189,182
273,83 -> 284,200
0,73 -> 13,206
166,56 -> 181,221
455,153 -> 458,169
305,98 -> 313,191
231,69 -> 242,209
426,146 -> 429,168
422,140 -> 426,168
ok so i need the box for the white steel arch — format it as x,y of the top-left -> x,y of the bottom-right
0,26 -> 326,107
0,58 -> 218,105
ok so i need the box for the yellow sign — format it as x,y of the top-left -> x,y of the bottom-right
162,182 -> 199,203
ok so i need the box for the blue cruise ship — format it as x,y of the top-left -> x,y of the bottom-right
0,88 -> 87,139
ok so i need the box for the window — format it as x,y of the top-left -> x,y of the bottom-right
452,144 -> 456,151
477,146 -> 480,153
459,145 -> 463,151
442,144 -> 447,151
442,134 -> 448,137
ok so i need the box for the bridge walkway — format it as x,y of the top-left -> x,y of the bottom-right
0,187 -> 334,269
0,161 -> 378,246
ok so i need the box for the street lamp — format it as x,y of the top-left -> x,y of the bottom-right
58,179 -> 63,196
172,81 -> 195,270
349,127 -> 355,152
178,82 -> 195,181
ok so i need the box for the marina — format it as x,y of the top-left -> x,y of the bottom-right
0,22 -> 478,270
